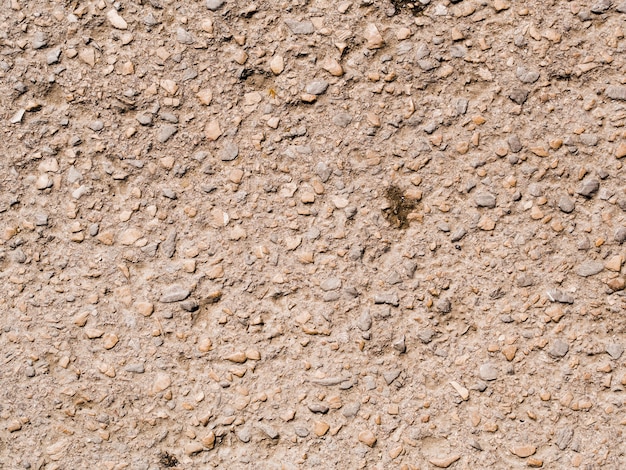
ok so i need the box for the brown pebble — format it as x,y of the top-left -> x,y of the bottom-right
225,352 -> 247,363
502,345 -> 517,361
102,333 -> 119,350
358,429 -> 376,447
510,444 -> 537,458
429,455 -> 461,468
313,420 -> 330,436
7,420 -> 22,432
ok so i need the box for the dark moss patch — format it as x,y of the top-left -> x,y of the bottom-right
390,0 -> 426,15
159,452 -> 179,468
383,185 -> 417,229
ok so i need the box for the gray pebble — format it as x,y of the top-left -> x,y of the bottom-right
46,48 -> 61,65
516,66 -> 540,84
555,427 -> 574,450
321,278 -> 341,291
206,0 -> 225,10
606,343 -> 624,360
418,328 -> 435,344
508,135 -> 522,153
162,189 -> 177,200
136,114 -> 153,126
157,125 -> 178,143
606,85 -> 626,101
89,223 -> 99,236
180,299 -> 199,312
549,339 -> 569,358
363,375 -> 377,390
591,0 -> 612,13
393,335 -> 406,353
557,196 -> 575,213
332,113 -> 352,128
374,292 -> 399,306
475,192 -> 496,208
618,2 -> 626,12
160,285 -> 190,303
614,227 -> 626,244
478,363 -> 498,381
576,261 -> 604,277
284,19 -> 315,34
509,88 -> 529,105
236,428 -> 251,443
257,423 -> 279,439
161,229 -> 177,258
450,228 -> 466,242
25,366 -> 36,377
295,426 -> 309,437
383,369 -> 402,385
89,120 -> 104,131
342,402 -> 360,418
176,27 -> 195,44
315,162 -> 331,182
357,310 -> 372,331
220,141 -> 239,161
125,363 -> 145,374
305,80 -> 329,95
307,403 -> 329,414
455,98 -> 468,116
35,214 -> 48,226
436,298 -> 451,314
576,178 -> 599,198
32,32 -> 48,50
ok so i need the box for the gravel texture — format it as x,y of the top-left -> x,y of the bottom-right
1,0 -> 626,469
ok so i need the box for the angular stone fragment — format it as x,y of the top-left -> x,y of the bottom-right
606,343 -> 624,360
557,196 -> 575,213
152,373 -> 171,394
118,228 -> 142,245
160,285 -> 190,303
606,86 -> 626,101
576,261 -> 603,277
516,66 -> 540,83
510,444 -> 537,458
479,363 -> 498,381
205,120 -> 222,141
206,0 -> 225,10
576,178 -> 599,198
429,455 -> 461,468
107,9 -> 128,29
306,81 -> 329,95
220,141 -> 239,161
157,125 -> 177,143
509,88 -> 529,105
546,289 -> 574,303
614,227 -> 626,244
475,193 -> 496,208
364,23 -> 384,49
285,19 -> 314,34
450,381 -> 469,400
358,430 -> 376,447
549,339 -> 569,358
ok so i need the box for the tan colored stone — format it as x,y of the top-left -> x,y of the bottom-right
85,328 -> 104,339
358,429 -> 377,447
102,333 -> 119,350
197,89 -> 213,105
197,337 -> 213,352
151,373 -> 172,394
118,228 -> 142,245
134,301 -> 154,317
502,345 -> 517,361
7,420 -> 22,432
478,215 -> 495,231
270,55 -> 284,75
207,264 -> 224,279
229,168 -> 244,184
605,255 -> 623,272
321,58 -> 343,76
160,79 -> 178,95
313,420 -> 330,436
364,23 -> 384,49
202,431 -> 215,449
606,277 -> 625,291
107,9 -> 128,29
246,349 -> 261,360
449,381 -> 469,400
205,120 -> 222,141
615,142 -> 626,159
510,444 -> 537,458
225,352 -> 247,363
79,47 -> 95,66
429,455 -> 461,468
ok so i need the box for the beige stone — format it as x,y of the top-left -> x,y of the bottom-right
358,429 -> 376,447
510,444 -> 537,458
